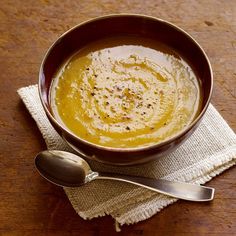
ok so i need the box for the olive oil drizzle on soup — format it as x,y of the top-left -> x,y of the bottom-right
51,37 -> 201,148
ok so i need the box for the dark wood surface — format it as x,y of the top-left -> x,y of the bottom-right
0,1 -> 235,235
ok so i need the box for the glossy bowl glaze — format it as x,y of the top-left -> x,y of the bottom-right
39,14 -> 213,166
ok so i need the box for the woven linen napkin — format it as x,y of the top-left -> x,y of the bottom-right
18,85 -> 236,227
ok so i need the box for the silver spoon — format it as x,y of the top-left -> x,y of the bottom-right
35,150 -> 214,201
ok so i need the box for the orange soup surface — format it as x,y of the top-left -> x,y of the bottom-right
51,36 -> 201,148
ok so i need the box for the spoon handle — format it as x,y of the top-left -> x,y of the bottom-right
96,172 -> 214,201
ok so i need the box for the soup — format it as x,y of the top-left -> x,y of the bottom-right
51,36 -> 201,148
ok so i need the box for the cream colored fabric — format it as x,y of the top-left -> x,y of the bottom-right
18,85 -> 236,226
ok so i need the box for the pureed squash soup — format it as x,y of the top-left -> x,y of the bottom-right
50,36 -> 201,148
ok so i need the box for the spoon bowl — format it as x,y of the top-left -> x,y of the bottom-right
35,150 -> 91,187
35,150 -> 215,201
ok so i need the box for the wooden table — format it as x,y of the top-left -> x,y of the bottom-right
1,1 -> 235,235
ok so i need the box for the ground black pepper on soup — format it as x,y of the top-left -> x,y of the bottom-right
50,36 -> 201,148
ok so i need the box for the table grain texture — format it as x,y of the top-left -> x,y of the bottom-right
0,0 -> 235,235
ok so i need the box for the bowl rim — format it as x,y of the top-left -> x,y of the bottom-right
38,13 -> 213,153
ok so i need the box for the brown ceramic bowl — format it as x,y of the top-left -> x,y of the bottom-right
39,14 -> 213,166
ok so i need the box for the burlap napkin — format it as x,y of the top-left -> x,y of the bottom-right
18,85 -> 236,228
